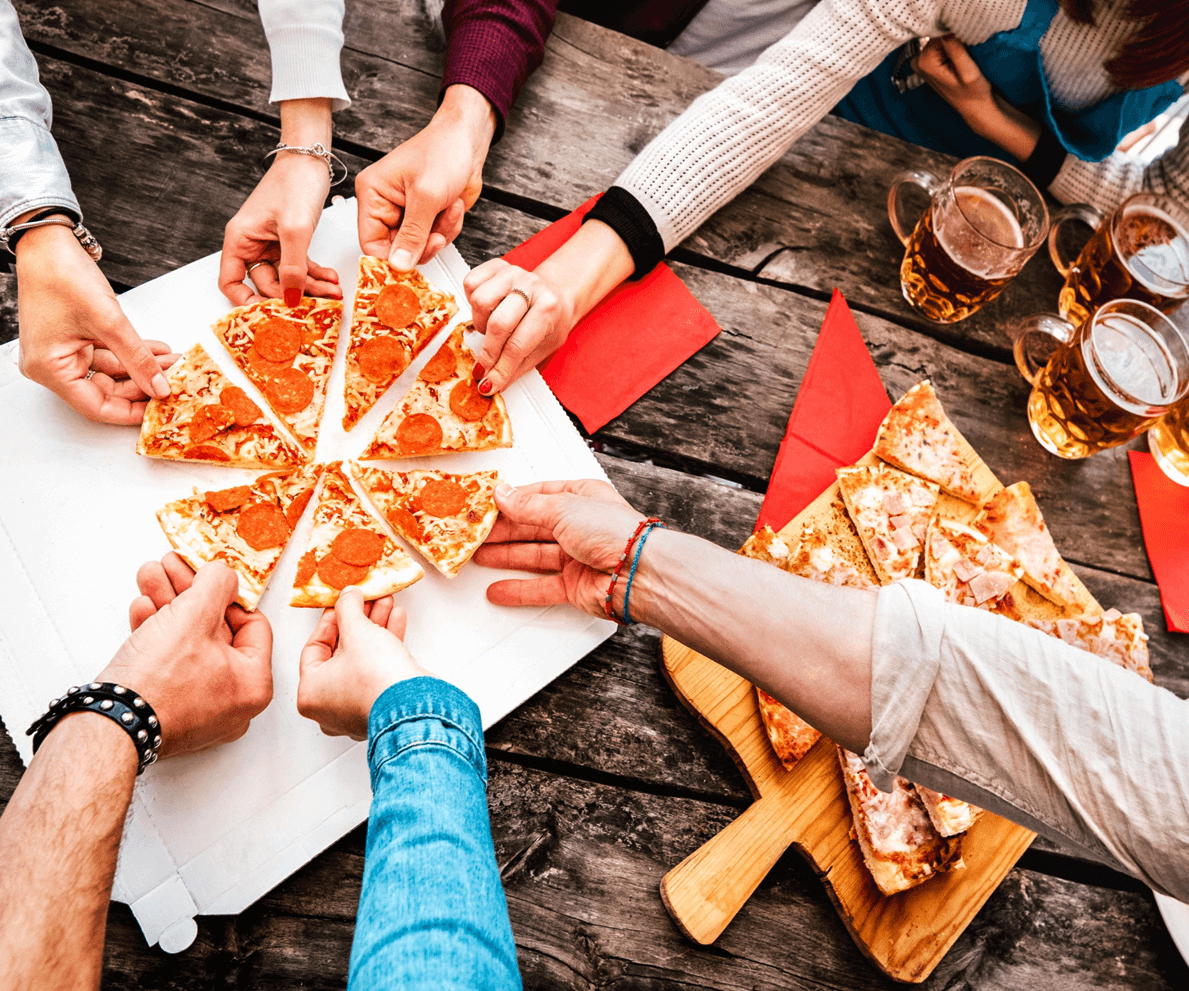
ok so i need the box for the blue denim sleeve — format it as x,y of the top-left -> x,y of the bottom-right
348,676 -> 522,991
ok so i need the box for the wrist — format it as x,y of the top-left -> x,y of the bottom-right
35,710 -> 139,776
279,97 -> 333,148
437,84 -> 497,152
13,220 -> 85,269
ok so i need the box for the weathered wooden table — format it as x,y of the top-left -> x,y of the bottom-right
1,2 -> 1186,987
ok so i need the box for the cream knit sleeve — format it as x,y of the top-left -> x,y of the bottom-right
257,0 -> 350,111
616,0 -> 1027,251
1048,123 -> 1189,214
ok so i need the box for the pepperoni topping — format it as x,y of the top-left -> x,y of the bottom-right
449,379 -> 492,422
374,284 -> 421,329
418,342 -> 457,383
317,555 -> 370,590
220,386 -> 262,426
248,346 -> 290,381
264,367 -> 315,414
417,478 -> 467,518
205,485 -> 252,513
236,502 -> 291,551
357,336 -> 408,384
254,317 -> 303,363
285,486 -> 315,529
395,413 -> 443,455
188,404 -> 236,443
387,505 -> 423,540
183,444 -> 231,462
294,549 -> 318,587
330,527 -> 387,566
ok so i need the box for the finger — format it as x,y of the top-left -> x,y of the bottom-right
938,34 -> 981,83
300,608 -> 341,675
101,375 -> 155,402
474,291 -> 530,380
226,603 -> 274,673
385,603 -> 408,640
420,200 -> 466,263
388,192 -> 438,271
466,265 -> 518,337
483,518 -> 557,544
307,260 -> 340,285
471,541 -> 567,573
485,575 -> 570,608
218,245 -> 256,307
332,586 -> 369,646
180,561 -> 240,629
420,231 -> 448,264
303,274 -> 343,300
278,222 -> 314,307
136,560 -> 178,610
369,595 -> 394,630
128,594 -> 158,632
161,552 -> 198,596
250,263 -> 283,300
89,347 -> 178,381
492,481 -> 564,532
356,183 -> 402,258
58,377 -> 151,426
483,299 -> 557,394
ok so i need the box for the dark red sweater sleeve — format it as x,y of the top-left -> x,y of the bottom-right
441,0 -> 558,142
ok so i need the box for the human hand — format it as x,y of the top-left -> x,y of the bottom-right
913,35 -> 993,122
297,588 -> 431,740
473,480 -> 648,617
15,223 -> 176,425
356,84 -> 496,270
98,553 -> 273,758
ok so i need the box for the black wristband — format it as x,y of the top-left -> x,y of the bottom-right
27,682 -> 162,774
583,186 -> 666,279
1018,126 -> 1067,192
5,206 -> 82,254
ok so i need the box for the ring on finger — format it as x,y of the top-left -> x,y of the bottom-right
85,369 -> 96,381
246,260 -> 273,276
506,286 -> 533,308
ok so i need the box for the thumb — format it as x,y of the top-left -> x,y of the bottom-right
180,561 -> 240,630
99,308 -> 172,399
332,586 -> 369,646
277,222 -> 312,308
494,482 -> 563,532
388,193 -> 436,271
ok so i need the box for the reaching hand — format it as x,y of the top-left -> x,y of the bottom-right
297,588 -> 431,741
99,554 -> 273,758
15,223 -> 176,424
913,35 -> 993,122
473,480 -> 648,617
355,84 -> 496,270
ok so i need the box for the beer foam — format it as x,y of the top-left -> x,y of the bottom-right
1119,205 -> 1189,296
956,187 -> 1024,249
937,187 -> 1025,278
1093,311 -> 1183,406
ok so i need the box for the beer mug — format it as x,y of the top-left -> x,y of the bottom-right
888,157 -> 1049,323
1049,192 -> 1189,327
1149,396 -> 1189,486
1009,299 -> 1189,460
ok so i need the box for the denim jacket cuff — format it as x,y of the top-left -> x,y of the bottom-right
0,118 -> 81,230
367,677 -> 487,787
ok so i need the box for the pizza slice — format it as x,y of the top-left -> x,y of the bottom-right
837,464 -> 939,584
974,482 -> 1079,608
137,343 -> 307,469
755,689 -> 819,771
837,747 -> 964,896
290,463 -> 424,607
912,785 -> 981,838
874,380 -> 982,503
351,465 -> 499,578
155,464 -> 322,610
1026,608 -> 1153,682
361,323 -> 513,460
213,295 -> 342,455
342,255 -> 458,431
924,517 -> 1025,612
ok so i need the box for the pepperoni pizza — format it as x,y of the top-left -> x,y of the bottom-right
137,343 -> 307,469
290,463 -> 423,607
213,296 -> 341,456
342,256 -> 458,431
361,323 -> 513,460
156,464 -> 322,610
351,465 -> 499,578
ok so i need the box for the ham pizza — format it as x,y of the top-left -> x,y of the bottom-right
924,517 -> 1024,612
837,464 -> 939,584
1026,609 -> 1153,682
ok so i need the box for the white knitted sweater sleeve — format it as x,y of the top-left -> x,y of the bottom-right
616,0 -> 1026,251
1049,126 -> 1189,213
257,0 -> 350,111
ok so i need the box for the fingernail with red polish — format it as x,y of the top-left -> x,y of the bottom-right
284,288 -> 301,307
479,378 -> 493,395
472,362 -> 485,382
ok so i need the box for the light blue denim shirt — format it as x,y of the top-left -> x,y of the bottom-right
350,677 -> 522,991
0,0 -> 80,230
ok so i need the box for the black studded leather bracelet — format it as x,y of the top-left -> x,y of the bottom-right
27,683 -> 162,774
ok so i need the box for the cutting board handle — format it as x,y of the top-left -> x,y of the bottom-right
659,792 -> 802,945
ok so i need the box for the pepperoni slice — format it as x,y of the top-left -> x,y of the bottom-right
205,485 -> 252,513
264,367 -> 315,414
386,505 -> 423,540
183,444 -> 231,462
255,317 -> 302,363
220,386 -> 262,426
395,413 -> 443,455
374,284 -> 421,329
294,549 -> 318,587
330,527 -> 387,566
236,502 -> 291,551
449,379 -> 492,422
357,336 -> 408,384
248,346 -> 290,381
188,404 -> 236,443
285,486 -> 315,529
418,342 -> 457,383
317,554 -> 370,590
417,478 -> 467,518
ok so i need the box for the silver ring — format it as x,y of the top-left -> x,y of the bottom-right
85,369 -> 96,381
246,260 -> 272,276
506,287 -> 532,308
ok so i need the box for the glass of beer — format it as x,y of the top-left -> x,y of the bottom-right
1009,299 -> 1189,459
1049,192 -> 1189,327
1149,397 -> 1189,486
887,157 -> 1049,323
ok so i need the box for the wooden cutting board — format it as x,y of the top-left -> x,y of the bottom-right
658,442 -> 1097,983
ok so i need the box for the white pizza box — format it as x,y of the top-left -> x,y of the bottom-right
0,197 -> 616,952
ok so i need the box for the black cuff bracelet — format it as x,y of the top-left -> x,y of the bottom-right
584,186 -> 666,279
1018,125 -> 1067,192
27,682 -> 162,775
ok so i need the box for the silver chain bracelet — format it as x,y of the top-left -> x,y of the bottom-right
0,214 -> 103,261
262,142 -> 349,186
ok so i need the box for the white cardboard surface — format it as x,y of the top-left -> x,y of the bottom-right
0,198 -> 615,950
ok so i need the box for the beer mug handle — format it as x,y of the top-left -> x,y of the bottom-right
887,169 -> 942,245
1007,312 -> 1075,384
1048,203 -> 1103,276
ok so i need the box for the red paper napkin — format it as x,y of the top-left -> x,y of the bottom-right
756,290 -> 891,531
503,195 -> 721,433
1128,450 -> 1189,634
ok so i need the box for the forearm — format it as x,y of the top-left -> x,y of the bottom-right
434,84 -> 497,195
257,0 -> 350,109
534,219 -> 635,323
963,93 -> 1041,163
349,678 -> 520,991
279,97 -> 332,147
0,714 -> 137,990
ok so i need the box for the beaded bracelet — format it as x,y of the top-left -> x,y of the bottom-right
27,682 -> 162,775
603,517 -> 664,623
622,521 -> 664,626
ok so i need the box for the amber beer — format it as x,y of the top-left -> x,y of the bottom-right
1026,300 -> 1189,460
888,157 -> 1048,324
1149,397 -> 1189,486
1052,193 -> 1189,327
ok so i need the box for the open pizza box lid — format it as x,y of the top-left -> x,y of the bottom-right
0,198 -> 616,952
